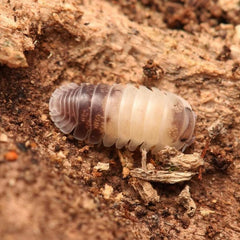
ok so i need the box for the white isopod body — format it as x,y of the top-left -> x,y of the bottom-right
49,83 -> 196,153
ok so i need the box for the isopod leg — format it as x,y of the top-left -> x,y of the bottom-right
182,136 -> 195,152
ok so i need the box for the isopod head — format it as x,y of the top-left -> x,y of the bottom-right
168,97 -> 196,153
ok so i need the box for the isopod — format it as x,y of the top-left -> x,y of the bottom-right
49,83 -> 196,153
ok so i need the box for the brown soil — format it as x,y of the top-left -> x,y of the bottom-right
0,0 -> 240,239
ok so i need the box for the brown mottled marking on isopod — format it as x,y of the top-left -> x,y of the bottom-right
88,84 -> 111,144
49,83 -> 196,153
180,108 -> 196,143
171,99 -> 186,142
73,84 -> 95,141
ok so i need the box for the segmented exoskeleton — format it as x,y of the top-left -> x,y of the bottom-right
49,83 -> 196,153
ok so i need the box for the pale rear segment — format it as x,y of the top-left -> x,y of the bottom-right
49,83 -> 79,134
49,83 -> 196,153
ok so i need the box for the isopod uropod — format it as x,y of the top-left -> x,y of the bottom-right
49,83 -> 196,153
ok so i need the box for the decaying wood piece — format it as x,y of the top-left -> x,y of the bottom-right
118,146 -> 204,184
130,169 -> 196,184
178,185 -> 196,217
129,178 -> 160,204
155,147 -> 204,171
129,147 -> 203,184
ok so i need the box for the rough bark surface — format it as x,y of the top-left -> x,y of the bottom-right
0,0 -> 240,239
